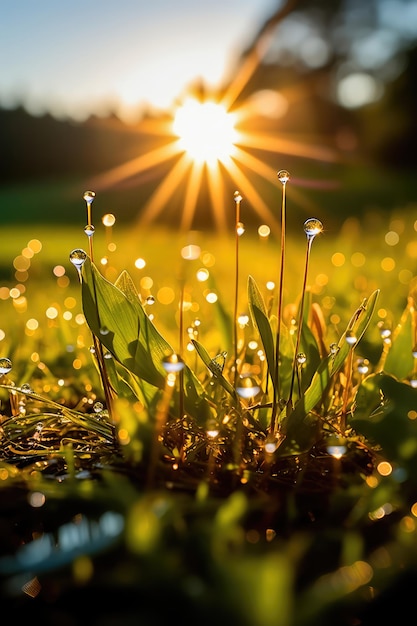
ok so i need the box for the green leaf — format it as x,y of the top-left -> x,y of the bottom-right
382,301 -> 414,380
82,257 -> 165,389
247,275 -> 276,392
350,372 -> 417,479
82,257 -> 210,422
192,338 -> 238,403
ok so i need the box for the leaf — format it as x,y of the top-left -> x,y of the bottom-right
82,258 -> 210,422
82,257 -> 165,389
192,339 -> 238,402
350,372 -> 417,479
247,275 -> 276,392
382,300 -> 414,380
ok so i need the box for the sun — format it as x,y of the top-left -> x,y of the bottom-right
88,26 -> 340,234
172,98 -> 238,166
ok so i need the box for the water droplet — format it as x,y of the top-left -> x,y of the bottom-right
83,190 -> 96,205
277,170 -> 290,184
264,434 -> 278,454
162,353 -> 184,373
99,326 -> 110,336
296,352 -> 307,365
304,218 -> 323,240
84,224 -> 95,237
234,190 -> 243,204
103,352 -> 112,360
146,295 -> 155,305
345,330 -> 357,346
236,375 -> 261,399
236,221 -> 245,236
325,435 -> 347,459
0,357 -> 12,375
20,383 -> 33,394
412,345 -> 417,359
93,401 -> 104,413
89,345 -> 96,354
329,343 -> 339,356
410,377 -> 417,388
69,249 -> 87,269
356,358 -> 370,375
206,419 -> 220,438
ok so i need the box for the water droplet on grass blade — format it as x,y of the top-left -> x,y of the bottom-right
277,170 -> 290,184
70,249 -> 87,269
234,190 -> 243,204
162,353 -> 184,373
296,352 -> 307,365
83,191 -> 96,205
304,218 -> 323,240
146,296 -> 155,305
345,330 -> 357,346
236,375 -> 261,399
0,357 -> 12,374
84,224 -> 95,237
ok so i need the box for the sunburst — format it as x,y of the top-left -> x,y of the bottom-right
88,18 -> 340,235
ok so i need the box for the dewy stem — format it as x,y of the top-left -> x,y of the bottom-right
287,237 -> 312,410
233,191 -> 242,388
271,177 -> 287,433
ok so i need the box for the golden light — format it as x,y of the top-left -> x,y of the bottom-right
88,22 -> 341,234
173,98 -> 238,165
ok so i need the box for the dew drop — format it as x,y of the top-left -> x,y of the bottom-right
69,249 -> 87,269
326,442 -> 347,459
296,352 -> 307,365
236,221 -> 245,236
89,345 -> 96,354
236,375 -> 261,399
264,434 -> 278,454
0,357 -> 12,375
277,170 -> 290,184
412,344 -> 417,359
162,353 -> 184,373
93,401 -> 104,413
345,330 -> 357,346
20,383 -> 33,394
329,343 -> 339,356
146,295 -> 155,305
103,352 -> 112,360
234,190 -> 243,204
84,224 -> 95,237
83,190 -> 96,205
304,218 -> 323,240
356,357 -> 370,375
99,326 -> 110,336
206,419 -> 220,438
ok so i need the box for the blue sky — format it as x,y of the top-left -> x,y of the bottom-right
0,0 -> 277,122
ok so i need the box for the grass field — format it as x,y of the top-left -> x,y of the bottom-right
1,195 -> 416,384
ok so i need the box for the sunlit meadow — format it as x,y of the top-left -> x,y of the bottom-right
2,91 -> 417,624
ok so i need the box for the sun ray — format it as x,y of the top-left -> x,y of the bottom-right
181,160 -> 205,232
231,147 -> 277,182
238,131 -> 338,163
206,161 -> 227,233
88,140 -> 181,189
137,152 -> 192,228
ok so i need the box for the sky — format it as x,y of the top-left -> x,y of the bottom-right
0,0 -> 278,123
